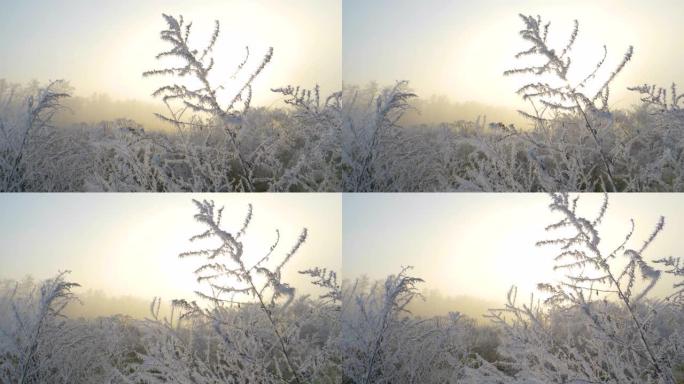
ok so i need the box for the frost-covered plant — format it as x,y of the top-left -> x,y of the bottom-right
0,80 -> 82,191
135,14 -> 345,193
299,267 -> 342,307
336,13 -> 684,192
655,256 -> 684,308
336,14 -> 684,192
504,14 -> 634,191
341,267 -> 423,383
127,296 -> 243,383
176,200 -> 305,382
0,273 -> 162,384
82,13 -> 344,193
488,194 -> 679,383
143,14 -> 273,191
180,200 -> 305,312
0,272 -> 128,384
127,200 -> 339,384
268,85 -> 344,191
0,11 -> 346,192
628,83 -> 684,113
342,81 -> 417,191
340,267 -> 495,383
0,271 -> 80,383
337,79 -> 684,191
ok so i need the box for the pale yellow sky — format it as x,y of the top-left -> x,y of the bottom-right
0,0 -> 341,107
1,193 -> 682,316
343,194 -> 683,304
344,0 -> 684,112
0,194 -> 341,302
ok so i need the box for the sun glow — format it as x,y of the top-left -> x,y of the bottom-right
0,194 -> 341,316
343,193 -> 684,313
344,0 -> 682,113
0,0 -> 340,108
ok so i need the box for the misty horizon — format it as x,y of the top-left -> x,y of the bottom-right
3,77 -> 531,130
0,276 -> 499,321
